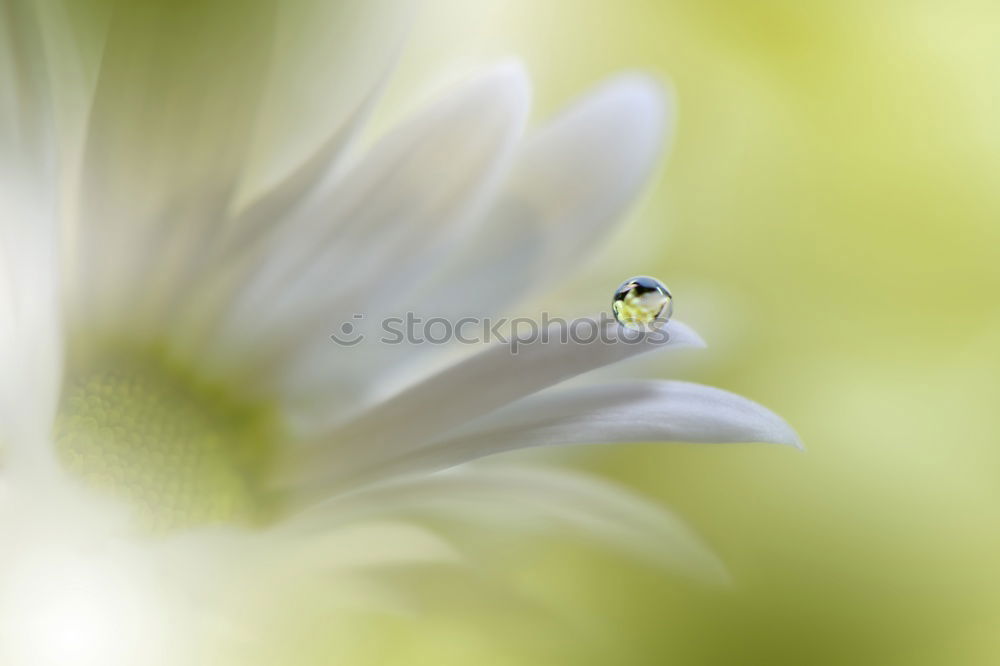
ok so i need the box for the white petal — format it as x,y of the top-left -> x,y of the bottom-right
289,464 -> 726,581
0,211 -> 61,476
450,378 -> 802,446
286,318 -> 704,492
0,2 -> 61,476
233,0 -> 414,209
151,75 -> 389,364
67,2 -> 277,336
196,63 -> 532,382
407,74 -> 671,320
0,1 -> 50,170
162,1 -> 410,325
389,380 -> 803,477
71,2 -> 408,344
33,1 -> 110,175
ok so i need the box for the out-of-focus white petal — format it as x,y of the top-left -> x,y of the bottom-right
67,1 -> 276,337
0,1 -> 61,476
234,0 -> 415,209
0,1 -> 51,165
66,1 -> 411,345
159,2 -> 412,337
0,220 -> 61,475
289,465 -> 727,582
287,319 -> 703,493
34,1 -> 110,173
194,63 -> 532,383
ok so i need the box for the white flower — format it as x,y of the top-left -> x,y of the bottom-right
0,2 -> 799,664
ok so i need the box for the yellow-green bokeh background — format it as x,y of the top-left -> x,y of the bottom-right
358,1 -> 1000,663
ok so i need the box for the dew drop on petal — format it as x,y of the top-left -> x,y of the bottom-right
612,276 -> 673,331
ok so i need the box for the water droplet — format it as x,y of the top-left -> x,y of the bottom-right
612,276 -> 673,330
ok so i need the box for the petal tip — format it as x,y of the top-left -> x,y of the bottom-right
766,418 -> 804,451
787,431 -> 806,452
596,71 -> 673,139
666,320 -> 707,349
604,71 -> 670,109
478,59 -> 533,112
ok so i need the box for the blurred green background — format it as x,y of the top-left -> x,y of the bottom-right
354,0 -> 1000,664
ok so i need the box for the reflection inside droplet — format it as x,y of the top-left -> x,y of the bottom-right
612,276 -> 673,331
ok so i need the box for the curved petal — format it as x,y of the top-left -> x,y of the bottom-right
285,318 -> 704,491
398,380 -> 803,476
448,378 -> 801,445
195,63 -> 532,383
287,464 -> 727,581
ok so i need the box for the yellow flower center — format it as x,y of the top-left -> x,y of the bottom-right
54,347 -> 283,532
